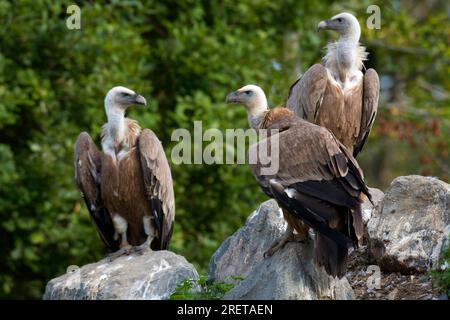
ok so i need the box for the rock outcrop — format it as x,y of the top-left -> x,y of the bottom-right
208,199 -> 355,300
367,175 -> 450,273
43,250 -> 198,300
361,187 -> 385,224
208,200 -> 286,284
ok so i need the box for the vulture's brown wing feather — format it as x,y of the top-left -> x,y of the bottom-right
138,129 -> 175,250
285,64 -> 328,122
338,140 -> 371,202
268,180 -> 355,249
353,68 -> 379,157
74,132 -> 119,251
250,120 -> 344,188
251,118 -> 370,277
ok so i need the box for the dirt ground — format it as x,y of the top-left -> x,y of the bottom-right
345,246 -> 446,300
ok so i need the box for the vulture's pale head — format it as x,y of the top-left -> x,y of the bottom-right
317,12 -> 361,41
225,84 -> 268,117
104,86 -> 147,112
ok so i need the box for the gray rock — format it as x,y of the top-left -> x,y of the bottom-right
367,175 -> 450,273
209,200 -> 355,300
43,250 -> 199,300
208,199 -> 286,283
362,188 -> 385,224
224,242 -> 355,300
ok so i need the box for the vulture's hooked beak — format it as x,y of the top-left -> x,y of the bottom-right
225,91 -> 240,104
316,20 -> 329,32
134,94 -> 147,106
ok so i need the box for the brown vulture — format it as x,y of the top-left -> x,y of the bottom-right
226,84 -> 372,278
74,86 -> 175,257
286,12 -> 379,157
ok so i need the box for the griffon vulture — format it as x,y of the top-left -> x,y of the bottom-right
74,86 -> 175,257
226,84 -> 372,278
286,12 -> 379,157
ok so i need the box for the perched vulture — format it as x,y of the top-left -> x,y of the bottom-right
74,86 -> 175,257
286,12 -> 379,157
226,84 -> 372,278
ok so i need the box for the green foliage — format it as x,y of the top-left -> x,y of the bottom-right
0,1 -> 448,299
170,275 -> 242,300
431,238 -> 450,295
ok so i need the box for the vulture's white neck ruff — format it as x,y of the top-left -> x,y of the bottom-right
323,19 -> 367,89
106,106 -> 126,143
102,100 -> 128,160
247,99 -> 268,130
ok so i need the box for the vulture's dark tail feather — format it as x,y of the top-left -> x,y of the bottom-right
269,179 -> 356,278
315,233 -> 348,278
268,180 -> 354,249
162,223 -> 174,250
293,180 -> 360,209
351,204 -> 364,245
338,142 -> 373,205
150,197 -> 165,250
149,197 -> 173,251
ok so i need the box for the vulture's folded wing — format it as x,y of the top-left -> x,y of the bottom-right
74,132 -> 119,251
138,129 -> 175,250
285,64 -> 328,122
353,68 -> 379,157
250,122 -> 345,188
268,180 -> 355,249
250,122 -> 370,245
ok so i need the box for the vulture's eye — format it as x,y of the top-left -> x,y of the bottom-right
337,18 -> 343,23
122,92 -> 131,97
245,91 -> 252,95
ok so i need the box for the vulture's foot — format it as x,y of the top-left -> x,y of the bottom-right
107,245 -> 133,261
294,234 -> 311,244
131,240 -> 153,255
264,225 -> 294,258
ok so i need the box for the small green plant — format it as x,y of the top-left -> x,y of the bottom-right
170,275 -> 243,300
430,238 -> 450,296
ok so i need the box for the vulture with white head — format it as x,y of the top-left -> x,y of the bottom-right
74,86 -> 175,257
286,12 -> 379,157
226,84 -> 372,278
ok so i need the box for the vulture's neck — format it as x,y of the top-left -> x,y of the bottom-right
106,107 -> 126,144
102,102 -> 141,160
324,31 -> 367,88
247,105 -> 268,130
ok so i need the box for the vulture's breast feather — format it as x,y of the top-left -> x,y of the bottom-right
316,75 -> 364,151
100,148 -> 150,244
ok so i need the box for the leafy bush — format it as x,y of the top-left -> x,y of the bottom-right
170,275 -> 242,300
431,238 -> 450,295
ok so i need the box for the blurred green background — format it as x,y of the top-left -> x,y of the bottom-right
0,0 -> 448,299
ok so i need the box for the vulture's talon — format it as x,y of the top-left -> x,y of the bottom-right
132,243 -> 153,255
264,238 -> 290,258
263,248 -> 276,258
293,233 -> 310,244
263,244 -> 278,258
107,245 -> 133,261
130,237 -> 154,255
263,224 -> 295,258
